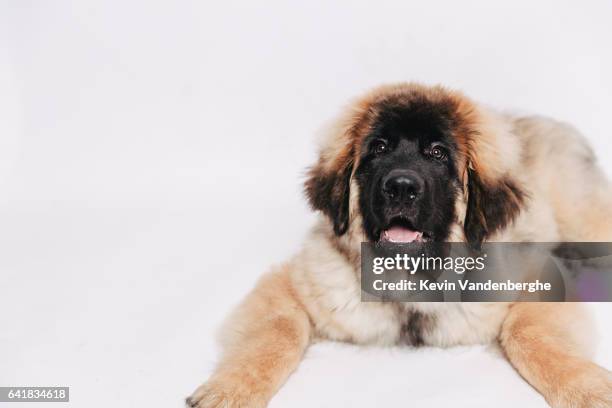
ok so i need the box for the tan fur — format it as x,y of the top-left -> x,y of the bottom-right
188,83 -> 612,408
187,268 -> 311,408
500,303 -> 612,408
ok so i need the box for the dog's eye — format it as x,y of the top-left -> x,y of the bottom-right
372,140 -> 388,155
430,145 -> 447,160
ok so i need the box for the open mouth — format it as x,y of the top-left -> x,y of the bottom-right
379,217 -> 429,243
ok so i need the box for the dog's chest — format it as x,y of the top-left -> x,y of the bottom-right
314,296 -> 509,347
403,303 -> 510,347
310,287 -> 509,347
295,229 -> 510,347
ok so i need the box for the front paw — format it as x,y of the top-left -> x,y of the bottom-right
186,378 -> 267,408
548,364 -> 612,408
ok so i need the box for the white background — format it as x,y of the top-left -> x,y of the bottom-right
1,1 -> 612,407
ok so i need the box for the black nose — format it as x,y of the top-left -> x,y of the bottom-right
382,170 -> 423,203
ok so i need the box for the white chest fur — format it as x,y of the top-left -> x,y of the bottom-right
290,228 -> 509,348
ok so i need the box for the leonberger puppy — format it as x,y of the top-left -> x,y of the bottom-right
188,83 -> 612,407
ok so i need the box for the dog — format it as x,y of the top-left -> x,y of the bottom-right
188,83 -> 612,407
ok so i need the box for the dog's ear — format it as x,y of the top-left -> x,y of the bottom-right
463,167 -> 525,247
304,157 -> 353,236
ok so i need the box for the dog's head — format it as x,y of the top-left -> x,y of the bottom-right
305,83 -> 525,248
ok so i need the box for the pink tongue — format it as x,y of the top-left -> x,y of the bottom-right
382,226 -> 422,243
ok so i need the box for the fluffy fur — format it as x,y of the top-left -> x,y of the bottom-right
188,83 -> 612,408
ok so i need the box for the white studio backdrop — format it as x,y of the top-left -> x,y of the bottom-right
1,1 -> 611,407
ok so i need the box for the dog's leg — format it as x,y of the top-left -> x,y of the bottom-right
500,303 -> 612,407
187,267 -> 311,408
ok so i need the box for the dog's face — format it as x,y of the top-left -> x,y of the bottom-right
355,105 -> 460,243
305,83 -> 525,247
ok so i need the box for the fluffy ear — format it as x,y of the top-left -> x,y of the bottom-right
464,168 -> 525,247
304,158 -> 353,236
